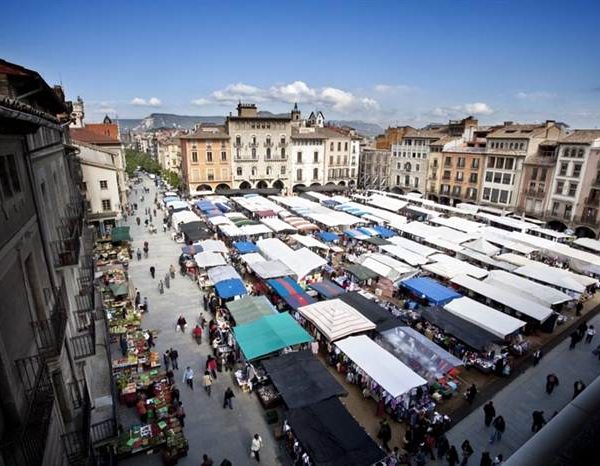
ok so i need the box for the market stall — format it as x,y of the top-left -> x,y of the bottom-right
233,241 -> 259,254
400,277 -> 462,305
226,295 -> 278,326
308,280 -> 346,299
339,291 -> 403,332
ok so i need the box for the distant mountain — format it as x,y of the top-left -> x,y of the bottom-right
117,113 -> 384,137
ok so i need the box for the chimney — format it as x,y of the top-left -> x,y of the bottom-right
545,120 -> 556,128
503,121 -> 513,126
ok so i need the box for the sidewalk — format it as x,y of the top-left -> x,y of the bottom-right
432,312 -> 600,464
121,180 -> 285,466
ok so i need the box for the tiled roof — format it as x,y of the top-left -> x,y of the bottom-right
85,123 -> 119,141
180,125 -> 229,140
70,127 -> 120,145
560,130 -> 600,144
487,124 -> 547,138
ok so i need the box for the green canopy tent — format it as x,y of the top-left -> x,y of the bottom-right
108,282 -> 129,297
226,295 -> 277,326
111,226 -> 132,243
233,312 -> 313,361
344,263 -> 378,282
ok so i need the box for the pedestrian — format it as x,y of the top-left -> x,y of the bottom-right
170,348 -> 179,370
569,331 -> 580,350
183,366 -> 194,390
573,380 -> 586,399
447,445 -> 460,466
465,384 -> 477,404
225,351 -> 236,371
585,325 -> 596,344
150,266 -> 156,279
203,371 -> 213,396
437,434 -> 449,460
134,290 -> 141,308
175,401 -> 186,427
163,351 -> 171,370
489,415 -> 505,444
460,440 -> 473,466
146,332 -> 155,348
206,356 -> 218,379
136,248 -> 142,260
531,410 -> 546,432
158,280 -> 164,294
201,454 -> 214,466
136,217 -> 141,226
177,315 -> 187,333
532,349 -> 543,366
166,369 -> 175,384
576,300 -> 583,316
377,418 -> 392,452
165,273 -> 170,289
143,241 -> 149,258
480,452 -> 492,466
250,434 -> 263,462
578,322 -> 588,340
143,297 -> 149,313
492,454 -> 503,465
169,264 -> 176,278
546,373 -> 559,394
119,335 -> 127,356
483,401 -> 495,427
203,294 -> 208,311
192,324 -> 203,344
223,387 -> 235,409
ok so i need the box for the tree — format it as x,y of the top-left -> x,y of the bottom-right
161,169 -> 182,190
125,149 -> 161,177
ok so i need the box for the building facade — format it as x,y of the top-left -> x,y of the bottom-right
0,59 -> 116,466
290,127 -> 327,190
180,126 -> 231,193
322,127 -> 358,189
158,137 -> 182,177
374,126 -> 413,150
358,148 -> 391,190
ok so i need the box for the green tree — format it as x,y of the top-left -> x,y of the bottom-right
161,169 -> 182,190
125,149 -> 161,177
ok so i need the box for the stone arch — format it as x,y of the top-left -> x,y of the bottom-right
348,180 -> 356,187
256,180 -> 268,189
272,180 -> 284,190
547,220 -> 568,232
391,187 -> 404,194
338,181 -> 346,186
196,184 -> 212,192
214,183 -> 230,192
239,181 -> 252,189
293,184 -> 306,193
310,182 -> 321,187
574,225 -> 597,239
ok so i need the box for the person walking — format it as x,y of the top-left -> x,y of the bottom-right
447,445 -> 460,466
489,415 -> 505,444
163,351 -> 171,371
483,401 -> 495,427
143,241 -> 149,258
480,452 -> 492,466
546,373 -> 559,394
169,264 -> 176,279
177,315 -> 187,333
377,418 -> 392,452
585,325 -> 596,344
201,454 -> 214,466
134,290 -> 141,308
569,331 -> 580,350
183,366 -> 194,390
465,384 -> 477,404
136,248 -> 142,260
223,387 -> 235,409
150,266 -> 156,279
250,434 -> 263,462
143,297 -> 149,313
203,371 -> 213,396
573,380 -> 586,399
175,401 -> 186,427
460,440 -> 473,466
532,349 -> 543,366
578,322 -> 588,340
170,348 -> 179,370
158,280 -> 164,294
206,356 -> 218,379
531,410 -> 546,432
165,272 -> 170,289
437,434 -> 449,460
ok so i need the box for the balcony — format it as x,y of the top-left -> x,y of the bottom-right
0,356 -> 55,466
264,141 -> 273,148
585,196 -> 600,206
525,189 -> 546,199
71,321 -> 96,360
61,380 -> 91,464
31,291 -> 67,358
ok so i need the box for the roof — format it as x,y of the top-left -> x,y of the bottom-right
308,280 -> 346,299
214,278 -> 247,299
262,351 -> 347,409
291,127 -> 328,140
339,291 -> 403,332
487,123 -> 549,139
484,270 -> 573,307
560,130 -> 600,144
110,226 -> 131,243
401,277 -> 462,305
402,127 -> 448,139
84,123 -> 120,141
226,295 -> 277,325
71,127 -> 120,145
233,312 -> 313,360
344,263 -> 378,281
180,125 -> 229,140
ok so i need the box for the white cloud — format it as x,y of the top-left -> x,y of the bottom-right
130,97 -> 162,107
374,84 -> 413,93
191,98 -> 211,106
207,80 -> 379,114
430,102 -> 494,118
516,91 -> 556,101
462,102 -> 494,115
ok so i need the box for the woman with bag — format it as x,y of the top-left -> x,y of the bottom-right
177,315 -> 187,333
250,433 -> 263,462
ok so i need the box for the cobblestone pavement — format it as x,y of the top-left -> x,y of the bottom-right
120,179 -> 286,466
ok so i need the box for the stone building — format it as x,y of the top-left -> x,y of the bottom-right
358,148 -> 391,190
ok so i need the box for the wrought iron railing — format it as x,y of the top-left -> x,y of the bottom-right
61,379 -> 92,464
71,322 -> 96,360
31,290 -> 67,358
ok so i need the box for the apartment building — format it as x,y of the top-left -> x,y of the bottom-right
0,59 -> 116,465
180,126 -> 231,193
374,126 -> 413,150
480,121 -> 563,209
323,126 -> 359,188
547,130 -> 600,237
358,148 -> 391,190
290,126 -> 327,189
158,137 -> 182,177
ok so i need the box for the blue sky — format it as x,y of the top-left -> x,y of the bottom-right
2,0 -> 600,127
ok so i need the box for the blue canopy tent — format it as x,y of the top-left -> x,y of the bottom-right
267,277 -> 305,297
400,277 -> 462,305
233,241 -> 258,254
373,226 -> 397,238
344,229 -> 369,240
181,244 -> 202,255
318,231 -> 339,242
321,199 -> 339,208
308,280 -> 346,299
215,202 -> 231,213
215,278 -> 247,299
357,227 -> 376,237
164,196 -> 180,204
283,293 -> 316,310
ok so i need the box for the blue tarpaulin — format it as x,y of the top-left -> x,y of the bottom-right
233,241 -> 258,254
215,202 -> 231,213
181,245 -> 202,255
215,278 -> 247,299
267,277 -> 305,298
401,277 -> 462,305
318,231 -> 339,242
357,227 -> 376,237
373,226 -> 397,238
308,280 -> 346,299
283,292 -> 316,310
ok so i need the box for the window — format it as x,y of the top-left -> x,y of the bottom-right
235,136 -> 241,145
445,157 -> 452,167
297,152 -> 303,163
344,142 -> 348,151
266,148 -> 271,159
488,157 -> 495,168
572,163 -> 582,178
564,204 -> 573,219
313,168 -> 318,180
281,148 -> 286,158
297,169 -> 303,181
491,189 -> 499,203
457,157 -> 465,168
251,166 -> 257,176
266,166 -> 272,176
483,187 -> 491,200
493,172 -> 502,183
568,183 -> 577,197
313,152 -> 319,163
101,199 -> 112,211
99,180 -> 108,190
251,136 -> 257,145
191,151 -> 198,163
280,136 -> 286,145
578,149 -> 584,158
343,155 -> 348,165
552,202 -> 560,215
471,158 -> 479,169
351,168 -> 355,177
414,177 -> 419,188
0,154 -> 22,199
281,165 -> 286,175
330,142 -> 334,151
337,142 -> 341,151
505,158 -> 514,170
443,170 -> 451,180
456,171 -> 464,181
433,159 -> 439,168
499,190 -> 509,204
495,158 -> 504,169
452,186 -> 461,196
337,155 -> 341,165
555,180 -> 564,194
404,175 -> 410,186
207,151 -> 213,162
519,142 -> 525,150
531,167 -> 538,181
416,164 -> 420,172
485,171 -> 493,182
266,136 -> 271,145
540,168 -> 548,181
236,167 -> 242,176
502,173 -> 511,184
207,169 -> 215,181
221,151 -> 227,161
469,173 -> 478,183
251,148 -> 256,158
559,162 -> 568,176
405,162 -> 412,172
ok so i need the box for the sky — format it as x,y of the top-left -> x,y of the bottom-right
2,0 -> 600,128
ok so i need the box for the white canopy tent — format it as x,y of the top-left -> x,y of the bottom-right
457,249 -> 517,272
290,234 -> 329,250
193,252 -> 227,269
388,236 -> 438,257
463,238 -> 501,256
444,297 -> 526,339
450,274 -> 553,323
481,227 -> 538,255
240,253 -> 266,266
574,237 -> 600,254
514,263 -> 596,294
248,260 -> 295,279
260,217 -> 298,233
380,244 -> 430,266
355,253 -> 417,283
424,253 -> 489,279
197,239 -> 228,254
483,270 -> 574,307
366,194 -> 408,213
207,265 -> 242,285
208,215 -> 234,226
429,216 -> 483,234
298,299 -> 376,342
335,335 -> 427,398
256,238 -> 327,279
171,210 -> 201,229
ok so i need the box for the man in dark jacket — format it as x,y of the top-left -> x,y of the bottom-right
223,387 -> 235,409
483,401 -> 495,426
